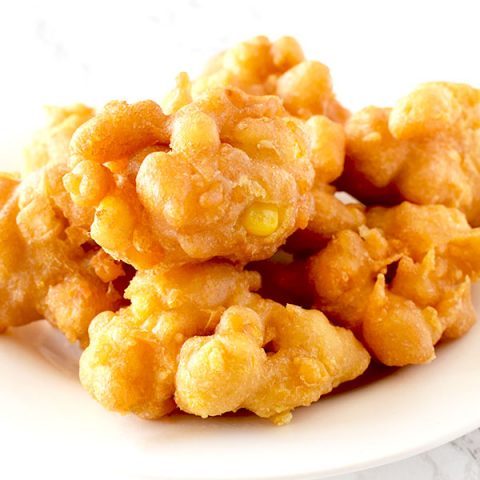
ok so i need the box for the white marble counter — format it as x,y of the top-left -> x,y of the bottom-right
337,429 -> 480,480
1,0 -> 479,478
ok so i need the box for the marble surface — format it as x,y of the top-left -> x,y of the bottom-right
338,430 -> 480,480
1,0 -> 480,478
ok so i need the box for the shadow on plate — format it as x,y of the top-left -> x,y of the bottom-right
3,320 -> 81,377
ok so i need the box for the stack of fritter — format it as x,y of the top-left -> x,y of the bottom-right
2,36 -> 479,424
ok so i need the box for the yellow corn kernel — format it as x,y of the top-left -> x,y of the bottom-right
91,195 -> 135,252
242,203 -> 279,236
171,110 -> 220,153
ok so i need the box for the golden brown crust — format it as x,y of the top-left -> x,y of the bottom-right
341,83 -> 480,225
23,104 -> 94,175
0,164 -> 124,345
80,262 -> 369,423
5,35 -> 480,426
309,202 -> 480,366
64,87 -> 343,268
192,36 -> 348,123
285,186 -> 366,254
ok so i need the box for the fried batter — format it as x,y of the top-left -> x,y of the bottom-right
285,186 -> 366,254
65,87 -> 324,268
24,104 -> 94,175
5,36 -> 480,426
341,82 -> 480,225
80,262 -> 369,423
0,164 -> 124,345
286,116 -> 362,253
192,36 -> 349,123
168,72 -> 346,186
309,202 -> 480,366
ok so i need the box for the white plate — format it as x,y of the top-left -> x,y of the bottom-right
2,290 -> 480,480
1,137 -> 480,480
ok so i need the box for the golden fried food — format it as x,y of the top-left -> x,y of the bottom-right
341,82 -> 480,225
80,262 -> 369,424
64,87 -> 330,268
4,35 -> 480,427
285,186 -> 366,254
0,164 -> 124,345
309,202 -> 480,366
192,36 -> 349,123
167,72 -> 346,186
24,104 -> 94,175
284,115 -> 363,253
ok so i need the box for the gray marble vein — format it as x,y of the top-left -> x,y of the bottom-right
335,430 -> 480,479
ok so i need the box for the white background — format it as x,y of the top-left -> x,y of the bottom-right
0,0 -> 479,479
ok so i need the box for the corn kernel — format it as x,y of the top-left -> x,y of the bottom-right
171,110 -> 220,153
91,195 -> 135,251
241,203 -> 279,236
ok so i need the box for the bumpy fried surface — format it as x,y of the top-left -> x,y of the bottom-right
64,87 -> 337,268
249,191 -> 364,311
170,74 -> 353,247
285,186 -> 366,254
0,164 -> 124,345
341,82 -> 480,225
167,73 -> 346,186
80,262 -> 369,424
309,202 -> 480,366
8,36 -> 480,426
193,36 -> 349,123
24,104 -> 94,175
